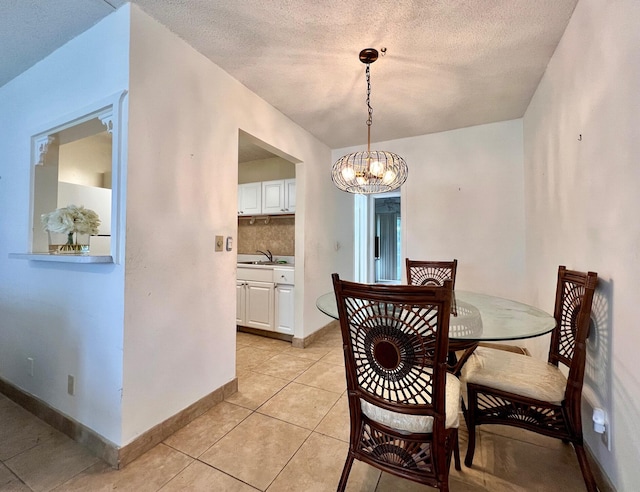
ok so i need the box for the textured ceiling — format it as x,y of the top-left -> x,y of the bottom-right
1,0 -> 578,149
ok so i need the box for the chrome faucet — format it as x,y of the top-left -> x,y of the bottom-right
256,249 -> 273,262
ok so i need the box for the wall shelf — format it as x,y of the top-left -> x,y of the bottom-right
238,214 -> 294,224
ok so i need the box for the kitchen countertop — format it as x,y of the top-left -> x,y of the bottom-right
237,254 -> 294,269
237,262 -> 294,270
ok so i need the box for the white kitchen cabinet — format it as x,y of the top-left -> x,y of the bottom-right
236,281 -> 245,324
237,280 -> 274,330
237,265 -> 294,335
261,179 -> 296,214
238,182 -> 262,216
275,284 -> 295,335
274,267 -> 295,335
285,178 -> 296,213
237,267 -> 275,331
245,281 -> 275,330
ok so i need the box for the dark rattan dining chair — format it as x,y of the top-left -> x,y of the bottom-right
461,266 -> 598,491
332,274 -> 461,492
407,258 -> 468,372
406,259 -> 458,288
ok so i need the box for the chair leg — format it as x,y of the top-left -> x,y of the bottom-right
453,430 -> 461,471
460,397 -> 469,433
574,442 -> 598,492
464,388 -> 478,467
337,453 -> 355,492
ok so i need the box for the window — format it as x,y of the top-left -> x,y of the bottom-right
30,91 -> 127,261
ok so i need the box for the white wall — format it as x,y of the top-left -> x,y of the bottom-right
0,2 -> 349,449
59,132 -> 112,188
122,5 -> 347,443
333,119 -> 526,299
0,8 -> 130,444
523,0 -> 640,488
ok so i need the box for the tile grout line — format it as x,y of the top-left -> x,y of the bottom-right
237,332 -> 345,490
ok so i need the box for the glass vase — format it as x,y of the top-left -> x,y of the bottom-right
47,231 -> 90,255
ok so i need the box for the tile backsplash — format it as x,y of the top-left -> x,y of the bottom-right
237,217 -> 295,255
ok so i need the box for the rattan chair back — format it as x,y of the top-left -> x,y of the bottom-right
549,266 -> 598,421
406,259 -> 458,289
332,273 -> 458,491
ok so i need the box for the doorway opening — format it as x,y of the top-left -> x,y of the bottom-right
374,195 -> 402,283
236,131 -> 297,263
355,192 -> 402,284
235,130 -> 302,347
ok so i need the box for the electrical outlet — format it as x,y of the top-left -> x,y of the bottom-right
27,357 -> 34,377
593,407 -> 612,451
67,375 -> 75,396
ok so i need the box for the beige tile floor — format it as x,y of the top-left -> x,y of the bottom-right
0,327 -> 589,491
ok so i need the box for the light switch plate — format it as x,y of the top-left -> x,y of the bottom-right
215,235 -> 224,252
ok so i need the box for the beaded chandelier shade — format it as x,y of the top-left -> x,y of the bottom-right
331,48 -> 408,194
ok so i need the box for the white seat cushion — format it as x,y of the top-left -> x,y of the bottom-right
460,346 -> 567,404
360,372 -> 461,433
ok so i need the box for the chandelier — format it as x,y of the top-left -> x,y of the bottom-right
331,48 -> 408,194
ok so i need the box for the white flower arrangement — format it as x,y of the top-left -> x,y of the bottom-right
41,205 -> 101,250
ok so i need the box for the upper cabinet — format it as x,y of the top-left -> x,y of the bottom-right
262,179 -> 296,214
285,179 -> 296,213
238,182 -> 262,216
239,179 -> 295,216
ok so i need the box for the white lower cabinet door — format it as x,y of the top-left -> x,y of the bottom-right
245,281 -> 275,331
275,284 -> 295,335
236,281 -> 246,325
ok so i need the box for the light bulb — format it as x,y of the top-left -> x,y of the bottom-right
382,169 -> 396,184
341,167 -> 355,181
356,175 -> 367,186
369,159 -> 384,177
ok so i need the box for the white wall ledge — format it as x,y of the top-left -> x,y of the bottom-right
8,253 -> 114,263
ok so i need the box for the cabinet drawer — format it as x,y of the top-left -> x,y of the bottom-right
273,268 -> 294,285
237,267 -> 273,282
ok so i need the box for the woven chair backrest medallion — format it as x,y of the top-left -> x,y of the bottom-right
420,277 -> 442,286
412,268 -> 451,287
406,259 -> 457,290
556,281 -> 585,364
343,296 -> 442,407
552,268 -> 597,370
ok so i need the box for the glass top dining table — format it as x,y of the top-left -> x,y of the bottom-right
315,290 -> 556,342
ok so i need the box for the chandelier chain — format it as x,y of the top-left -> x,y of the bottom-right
366,64 -> 373,128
